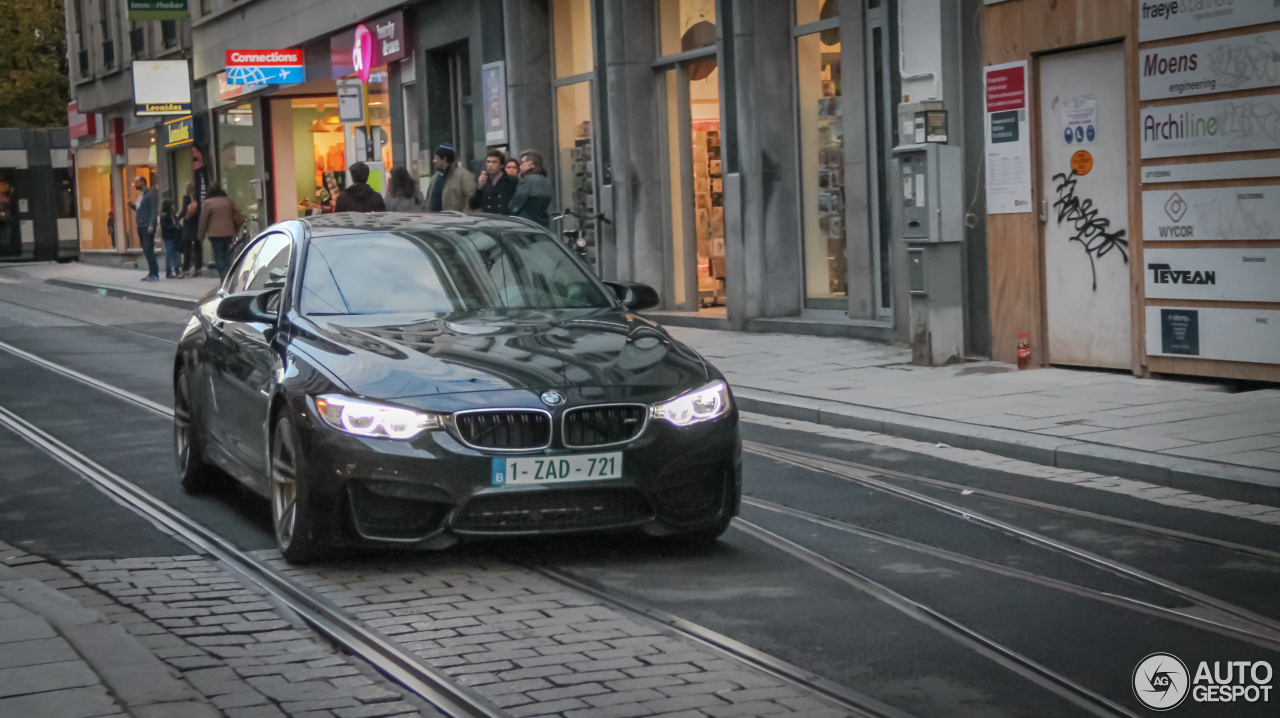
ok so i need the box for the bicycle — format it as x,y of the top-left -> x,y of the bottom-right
552,209 -> 612,271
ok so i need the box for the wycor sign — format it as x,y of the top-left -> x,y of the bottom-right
1143,185 -> 1280,240
1144,248 -> 1280,303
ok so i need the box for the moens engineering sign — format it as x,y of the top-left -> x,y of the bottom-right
128,0 -> 187,20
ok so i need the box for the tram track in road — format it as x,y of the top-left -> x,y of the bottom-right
0,400 -> 508,718
0,295 -> 182,346
745,441 -> 1280,638
741,496 -> 1280,652
6,337 -> 1280,716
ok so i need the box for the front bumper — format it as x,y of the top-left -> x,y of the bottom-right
292,397 -> 741,548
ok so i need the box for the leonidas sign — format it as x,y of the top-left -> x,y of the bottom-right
330,10 -> 411,79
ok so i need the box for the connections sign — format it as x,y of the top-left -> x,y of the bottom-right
225,50 -> 306,85
128,0 -> 187,20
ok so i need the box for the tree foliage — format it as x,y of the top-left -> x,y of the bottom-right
0,0 -> 71,127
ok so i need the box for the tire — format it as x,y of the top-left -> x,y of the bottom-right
271,414 -> 330,564
175,369 -> 218,494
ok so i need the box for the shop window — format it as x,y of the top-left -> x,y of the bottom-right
797,27 -> 845,309
796,0 -> 839,26
123,129 -> 157,250
200,0 -> 210,15
218,104 -> 260,237
75,144 -> 113,250
556,82 -> 596,269
659,0 -> 716,58
552,0 -> 593,78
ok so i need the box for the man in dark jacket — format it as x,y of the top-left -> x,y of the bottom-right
469,150 -> 517,215
335,162 -> 387,213
132,176 -> 160,281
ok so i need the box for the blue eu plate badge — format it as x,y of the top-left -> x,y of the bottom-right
491,458 -> 507,485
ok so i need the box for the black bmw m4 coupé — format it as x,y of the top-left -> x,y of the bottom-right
174,213 -> 741,562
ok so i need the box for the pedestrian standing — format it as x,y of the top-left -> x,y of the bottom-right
469,150 -> 518,215
504,159 -> 520,180
424,145 -> 476,212
334,162 -> 387,212
198,186 -> 244,279
509,150 -> 553,229
179,182 -> 201,278
159,199 -> 182,279
132,176 -> 159,281
383,166 -> 424,212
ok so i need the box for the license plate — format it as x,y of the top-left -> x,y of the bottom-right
491,453 -> 622,485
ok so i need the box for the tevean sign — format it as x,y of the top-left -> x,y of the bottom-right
1144,248 -> 1280,303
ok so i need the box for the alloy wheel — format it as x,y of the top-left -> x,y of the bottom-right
174,373 -> 192,473
272,424 -> 299,550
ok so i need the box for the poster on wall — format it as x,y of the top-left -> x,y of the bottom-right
984,60 -> 1032,214
1144,247 -> 1280,302
1138,0 -> 1280,42
1146,306 -> 1280,364
482,62 -> 508,145
1142,185 -> 1280,240
1142,95 -> 1280,158
1139,29 -> 1280,101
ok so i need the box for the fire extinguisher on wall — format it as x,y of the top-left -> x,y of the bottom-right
1016,333 -> 1032,370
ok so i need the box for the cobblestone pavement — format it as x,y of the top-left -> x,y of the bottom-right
35,549 -> 444,718
258,552 -> 850,718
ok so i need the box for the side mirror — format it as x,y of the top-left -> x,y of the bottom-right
604,281 -> 661,312
217,289 -> 279,324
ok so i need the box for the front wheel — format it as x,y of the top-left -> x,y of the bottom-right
676,515 -> 733,547
175,369 -> 218,494
271,415 -> 330,564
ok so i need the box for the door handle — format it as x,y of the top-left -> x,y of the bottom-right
1039,200 -> 1048,224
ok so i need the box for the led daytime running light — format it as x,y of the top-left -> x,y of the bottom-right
652,381 -> 730,427
313,395 -> 443,440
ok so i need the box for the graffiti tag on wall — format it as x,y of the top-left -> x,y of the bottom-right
1052,170 -> 1129,291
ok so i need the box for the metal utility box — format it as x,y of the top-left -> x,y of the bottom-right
893,142 -> 966,366
896,142 -> 964,244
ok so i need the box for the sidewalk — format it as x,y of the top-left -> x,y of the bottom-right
0,544 -> 218,718
11,260 -> 1280,507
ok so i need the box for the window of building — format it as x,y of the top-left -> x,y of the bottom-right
73,0 -> 89,76
797,20 -> 845,309
796,0 -> 839,26
550,0 -> 599,269
100,0 -> 116,69
161,20 -> 177,49
200,0 -> 210,15
552,0 -> 593,79
217,104 -> 260,236
75,144 -> 113,251
658,0 -> 716,58
129,22 -> 145,60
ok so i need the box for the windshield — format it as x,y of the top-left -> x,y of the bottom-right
300,230 -> 613,315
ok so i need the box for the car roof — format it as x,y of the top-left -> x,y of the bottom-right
299,212 -> 546,238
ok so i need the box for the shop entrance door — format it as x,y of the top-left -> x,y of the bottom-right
1038,43 -> 1130,369
659,59 -> 725,313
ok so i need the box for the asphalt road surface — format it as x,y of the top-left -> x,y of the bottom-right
1,267 -> 1278,718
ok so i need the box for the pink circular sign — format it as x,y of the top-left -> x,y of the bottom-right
352,25 -> 373,83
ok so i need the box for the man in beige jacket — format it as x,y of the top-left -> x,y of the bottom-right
198,186 -> 244,278
424,145 -> 476,212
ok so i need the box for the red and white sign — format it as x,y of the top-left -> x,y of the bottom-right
67,102 -> 95,141
225,49 -> 304,67
352,25 -> 373,83
986,66 -> 1026,112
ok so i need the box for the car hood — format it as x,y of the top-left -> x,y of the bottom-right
291,308 -> 709,400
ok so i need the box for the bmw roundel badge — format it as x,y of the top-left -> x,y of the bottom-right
540,391 -> 565,407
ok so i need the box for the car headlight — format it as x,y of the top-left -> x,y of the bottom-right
652,381 -> 731,427
313,395 -> 444,440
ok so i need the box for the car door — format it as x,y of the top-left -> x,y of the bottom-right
213,233 -> 292,484
204,238 -> 264,469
